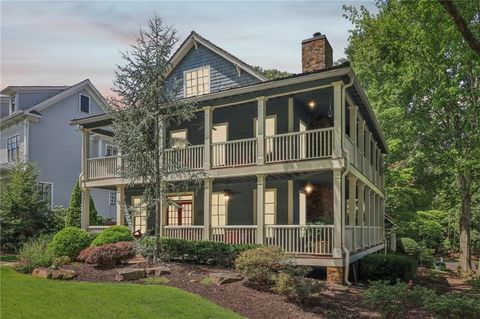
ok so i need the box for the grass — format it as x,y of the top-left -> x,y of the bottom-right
0,254 -> 18,262
142,276 -> 170,285
1,267 -> 242,319
201,277 -> 214,286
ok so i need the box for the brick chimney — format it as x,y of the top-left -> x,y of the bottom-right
302,32 -> 333,73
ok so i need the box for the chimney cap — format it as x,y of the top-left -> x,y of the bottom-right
313,32 -> 322,37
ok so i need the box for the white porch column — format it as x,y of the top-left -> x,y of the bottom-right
256,97 -> 266,165
81,129 -> 90,180
203,178 -> 212,240
364,187 -> 371,247
256,174 -> 265,244
203,106 -> 212,170
348,105 -> 358,165
116,185 -> 125,226
348,175 -> 357,252
333,169 -> 343,258
288,97 -> 294,133
357,181 -> 365,249
372,192 -> 377,244
358,119 -> 365,165
81,187 -> 90,230
332,81 -> 343,158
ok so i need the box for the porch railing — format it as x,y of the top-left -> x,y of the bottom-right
163,226 -> 204,241
211,225 -> 257,245
264,225 -> 334,255
164,145 -> 204,170
87,156 -> 120,180
87,225 -> 111,234
265,127 -> 333,163
212,137 -> 257,168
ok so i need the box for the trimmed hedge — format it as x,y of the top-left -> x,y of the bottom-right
136,237 -> 261,267
360,253 -> 418,282
48,227 -> 91,259
398,237 -> 421,258
91,226 -> 134,246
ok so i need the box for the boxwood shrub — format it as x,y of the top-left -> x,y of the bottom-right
136,237 -> 261,267
360,253 -> 418,282
49,227 -> 91,259
91,226 -> 134,246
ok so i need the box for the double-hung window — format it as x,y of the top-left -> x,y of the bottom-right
79,94 -> 90,114
38,182 -> 53,207
211,193 -> 227,226
6,135 -> 20,162
184,66 -> 210,97
109,190 -> 117,206
9,95 -> 16,114
105,144 -> 118,157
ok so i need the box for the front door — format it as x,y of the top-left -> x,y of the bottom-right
131,196 -> 147,234
167,196 -> 193,226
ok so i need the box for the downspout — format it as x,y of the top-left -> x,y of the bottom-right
342,73 -> 355,286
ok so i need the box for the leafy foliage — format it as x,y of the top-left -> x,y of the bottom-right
253,66 -> 292,80
0,162 -> 51,251
15,237 -> 54,274
423,292 -> 480,319
85,242 -> 135,266
274,272 -> 323,303
91,226 -> 134,246
360,254 -> 418,282
64,181 -> 98,227
48,227 -> 91,259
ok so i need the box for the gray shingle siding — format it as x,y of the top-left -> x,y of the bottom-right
166,44 -> 261,97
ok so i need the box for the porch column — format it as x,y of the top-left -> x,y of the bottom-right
358,119 -> 365,165
256,97 -> 266,165
203,178 -> 213,240
287,97 -> 294,133
116,185 -> 125,226
80,187 -> 90,230
203,106 -> 212,170
348,175 -> 357,252
256,174 -> 265,244
348,105 -> 358,164
81,129 -> 90,180
364,187 -> 371,247
357,181 -> 365,249
371,191 -> 377,244
333,169 -> 343,258
332,81 -> 343,158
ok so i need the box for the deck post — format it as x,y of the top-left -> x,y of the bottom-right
348,105 -> 358,164
348,175 -> 357,252
203,178 -> 212,240
358,119 -> 365,165
332,169 -> 343,258
116,185 -> 125,226
365,187 -> 371,247
256,97 -> 266,165
81,129 -> 90,180
332,81 -> 343,159
203,106 -> 212,170
371,191 -> 376,244
256,174 -> 265,244
81,187 -> 90,230
357,182 -> 365,249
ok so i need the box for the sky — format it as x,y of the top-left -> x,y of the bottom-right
0,0 -> 377,96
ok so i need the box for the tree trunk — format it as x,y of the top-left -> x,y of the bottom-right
477,257 -> 480,278
458,174 -> 472,272
153,113 -> 162,263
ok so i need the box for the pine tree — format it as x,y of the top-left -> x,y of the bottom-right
65,181 -> 98,227
107,16 -> 203,260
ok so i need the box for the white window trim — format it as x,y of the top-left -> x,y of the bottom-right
9,94 -> 17,115
169,129 -> 188,148
6,134 -> 21,163
253,188 -> 277,225
105,144 -> 118,157
166,192 -> 195,226
38,181 -> 54,207
264,188 -> 277,225
79,93 -> 91,114
253,115 -> 277,136
212,122 -> 229,141
211,192 -> 228,226
183,65 -> 211,98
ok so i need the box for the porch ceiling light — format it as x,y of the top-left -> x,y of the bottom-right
308,100 -> 316,109
304,183 -> 313,194
223,189 -> 233,200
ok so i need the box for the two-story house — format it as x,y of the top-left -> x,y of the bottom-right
0,80 -> 117,219
71,32 -> 388,284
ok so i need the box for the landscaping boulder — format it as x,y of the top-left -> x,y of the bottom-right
209,272 -> 243,285
146,266 -> 171,276
32,268 -> 52,279
51,269 -> 77,280
115,268 -> 146,281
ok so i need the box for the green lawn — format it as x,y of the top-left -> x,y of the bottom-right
0,254 -> 18,262
0,267 -> 242,319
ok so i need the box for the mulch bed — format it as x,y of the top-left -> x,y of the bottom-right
61,261 -> 434,319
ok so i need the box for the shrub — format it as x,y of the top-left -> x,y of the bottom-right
360,254 -> 418,282
91,226 -> 134,246
363,281 -> 427,319
235,246 -> 294,289
398,237 -> 422,259
274,272 -> 323,303
134,236 -> 156,261
76,246 -> 96,262
64,181 -> 98,227
15,238 -> 54,273
423,292 -> 480,319
49,227 -> 91,259
51,256 -> 71,269
418,247 -> 435,268
85,241 -> 135,266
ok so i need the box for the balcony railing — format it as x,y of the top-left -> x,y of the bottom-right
212,137 -> 257,168
264,225 -> 334,255
87,156 -> 120,180
164,145 -> 204,170
211,225 -> 257,245
163,225 -> 204,241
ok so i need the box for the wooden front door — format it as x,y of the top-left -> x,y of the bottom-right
167,200 -> 193,226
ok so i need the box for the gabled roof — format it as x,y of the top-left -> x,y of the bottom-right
165,31 -> 267,82
0,86 -> 69,96
1,79 -> 109,128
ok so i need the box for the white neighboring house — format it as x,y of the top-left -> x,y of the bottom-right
0,80 -> 117,220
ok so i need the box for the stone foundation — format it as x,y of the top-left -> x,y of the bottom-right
326,266 -> 344,285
